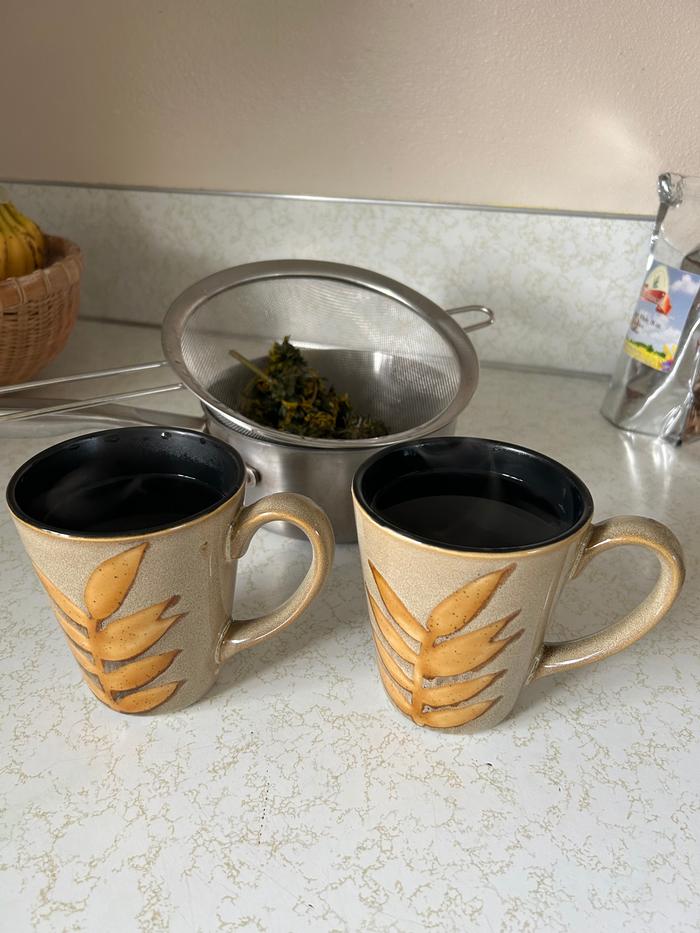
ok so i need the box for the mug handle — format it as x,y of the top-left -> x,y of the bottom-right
531,516 -> 684,680
218,492 -> 334,662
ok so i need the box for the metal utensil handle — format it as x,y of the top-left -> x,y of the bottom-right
446,305 -> 494,333
0,384 -> 184,423
0,360 -> 169,397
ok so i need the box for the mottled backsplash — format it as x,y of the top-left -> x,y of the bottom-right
4,183 -> 652,374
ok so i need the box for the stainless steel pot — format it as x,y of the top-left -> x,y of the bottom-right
205,408 -> 464,543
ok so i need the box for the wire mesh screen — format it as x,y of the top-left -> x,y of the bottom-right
178,275 -> 462,439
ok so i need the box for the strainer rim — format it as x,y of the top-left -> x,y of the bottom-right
161,259 -> 479,450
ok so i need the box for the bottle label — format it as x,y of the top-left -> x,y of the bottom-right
624,261 -> 700,371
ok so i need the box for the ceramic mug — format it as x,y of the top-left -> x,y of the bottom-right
352,437 -> 685,731
7,427 -> 334,714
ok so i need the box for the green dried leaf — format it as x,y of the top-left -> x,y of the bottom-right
233,337 -> 390,440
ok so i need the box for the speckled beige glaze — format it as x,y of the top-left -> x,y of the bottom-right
353,495 -> 684,731
11,489 -> 334,714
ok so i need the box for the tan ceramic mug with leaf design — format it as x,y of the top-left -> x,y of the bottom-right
352,437 -> 685,731
7,427 -> 334,714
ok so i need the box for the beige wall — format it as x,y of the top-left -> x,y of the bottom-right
3,0 -> 699,214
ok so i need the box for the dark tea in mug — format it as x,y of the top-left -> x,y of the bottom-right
359,437 -> 589,552
371,471 -> 572,550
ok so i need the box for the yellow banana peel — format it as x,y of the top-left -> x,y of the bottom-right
0,198 -> 46,280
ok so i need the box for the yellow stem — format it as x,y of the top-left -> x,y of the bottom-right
412,638 -> 427,724
229,349 -> 270,383
86,614 -> 119,710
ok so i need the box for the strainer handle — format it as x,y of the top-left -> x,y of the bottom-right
445,305 -> 494,333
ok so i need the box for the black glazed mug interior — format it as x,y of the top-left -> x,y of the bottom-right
353,436 -> 594,552
6,427 -> 245,537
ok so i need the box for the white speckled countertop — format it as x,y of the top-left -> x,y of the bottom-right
1,322 -> 699,932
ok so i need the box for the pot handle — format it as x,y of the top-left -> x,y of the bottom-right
244,465 -> 261,488
445,305 -> 494,333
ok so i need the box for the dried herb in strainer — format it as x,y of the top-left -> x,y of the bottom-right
231,337 -> 389,440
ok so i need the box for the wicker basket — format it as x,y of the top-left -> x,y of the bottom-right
0,235 -> 82,385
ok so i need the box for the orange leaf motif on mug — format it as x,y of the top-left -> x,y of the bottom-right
35,543 -> 185,713
367,562 -> 523,727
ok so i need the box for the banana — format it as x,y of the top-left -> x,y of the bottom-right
0,209 -> 36,272
0,209 -> 21,276
0,235 -> 7,280
3,202 -> 46,268
0,199 -> 46,280
0,211 -> 28,277
0,203 -> 41,270
6,233 -> 30,277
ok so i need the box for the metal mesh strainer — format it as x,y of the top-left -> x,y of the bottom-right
163,260 -> 489,449
0,260 -> 491,447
